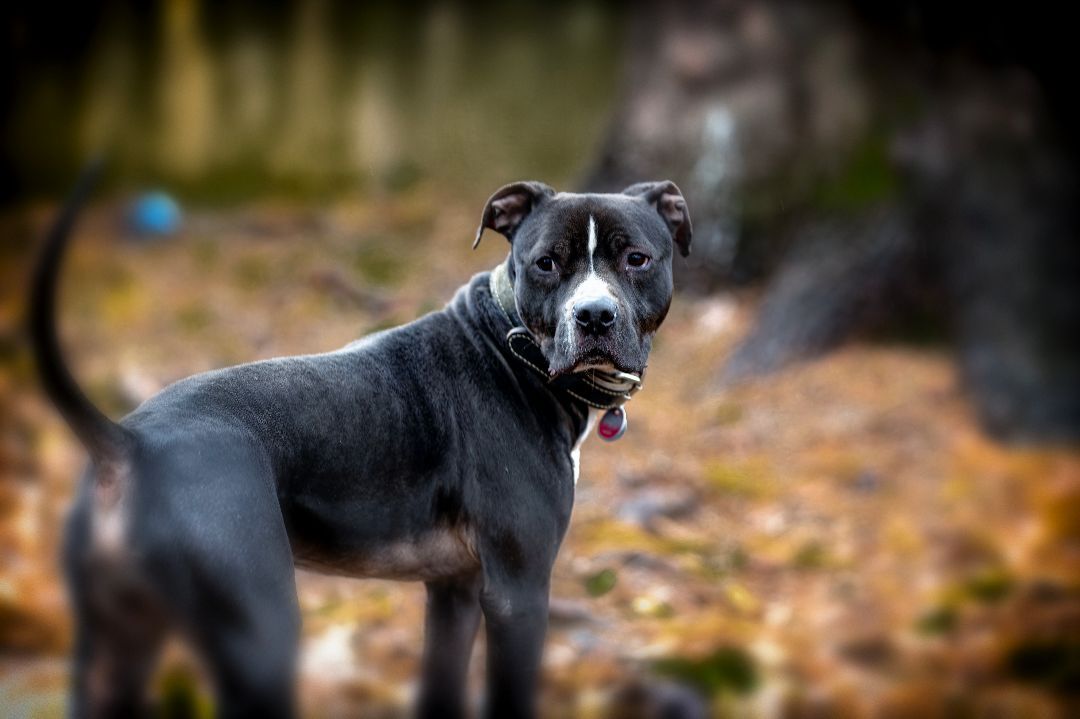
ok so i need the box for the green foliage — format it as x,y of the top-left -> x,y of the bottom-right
813,132 -> 899,212
585,568 -> 617,597
712,402 -> 743,426
157,664 -> 212,719
702,545 -> 750,578
381,162 -> 424,194
964,568 -> 1014,604
232,255 -> 273,291
915,605 -> 958,635
6,2 -> 622,201
701,460 -> 772,500
176,303 -> 215,334
352,244 -> 406,286
652,646 -> 759,697
727,545 -> 749,572
792,541 -> 829,570
88,377 -> 136,418
192,237 -> 221,271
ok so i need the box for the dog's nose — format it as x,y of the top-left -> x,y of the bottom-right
574,297 -> 618,335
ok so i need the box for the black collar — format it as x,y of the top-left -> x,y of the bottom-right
489,262 -> 643,411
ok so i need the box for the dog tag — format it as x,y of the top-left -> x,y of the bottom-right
597,407 -> 627,441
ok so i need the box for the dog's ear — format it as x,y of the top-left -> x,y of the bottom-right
473,181 -> 555,248
622,181 -> 692,257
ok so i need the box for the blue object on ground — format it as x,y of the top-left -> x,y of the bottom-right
129,191 -> 182,237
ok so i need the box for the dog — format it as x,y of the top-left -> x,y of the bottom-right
30,172 -> 691,718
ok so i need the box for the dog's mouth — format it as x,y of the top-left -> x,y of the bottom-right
569,349 -> 622,374
543,342 -> 645,379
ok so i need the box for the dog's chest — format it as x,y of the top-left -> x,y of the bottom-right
569,409 -> 598,485
295,527 -> 479,582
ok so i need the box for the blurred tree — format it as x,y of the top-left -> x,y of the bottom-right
583,0 -> 1080,442
1,1 -> 621,200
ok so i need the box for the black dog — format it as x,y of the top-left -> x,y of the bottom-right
30,174 -> 691,718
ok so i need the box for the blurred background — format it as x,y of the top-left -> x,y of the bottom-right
2,0 -> 1079,716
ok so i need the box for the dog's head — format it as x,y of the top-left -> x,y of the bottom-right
476,181 -> 691,377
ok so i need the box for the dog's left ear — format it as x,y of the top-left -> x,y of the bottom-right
622,181 -> 692,257
474,181 -> 555,248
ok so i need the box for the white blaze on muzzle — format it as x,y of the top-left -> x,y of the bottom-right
560,215 -> 616,357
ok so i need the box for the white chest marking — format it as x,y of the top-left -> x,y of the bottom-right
570,409 -> 598,485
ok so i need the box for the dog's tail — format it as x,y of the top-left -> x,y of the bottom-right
28,161 -> 132,465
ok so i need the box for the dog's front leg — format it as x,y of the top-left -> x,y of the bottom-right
478,568 -> 552,719
417,573 -> 482,719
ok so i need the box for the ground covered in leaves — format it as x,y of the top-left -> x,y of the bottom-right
1,193 -> 1078,717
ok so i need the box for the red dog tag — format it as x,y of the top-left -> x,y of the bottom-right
597,407 -> 627,441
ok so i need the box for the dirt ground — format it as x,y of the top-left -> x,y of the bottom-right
1,194 -> 1078,717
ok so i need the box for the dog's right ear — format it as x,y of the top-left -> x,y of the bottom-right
473,181 -> 555,248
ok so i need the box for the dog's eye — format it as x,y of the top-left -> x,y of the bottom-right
535,256 -> 557,273
626,252 -> 651,269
